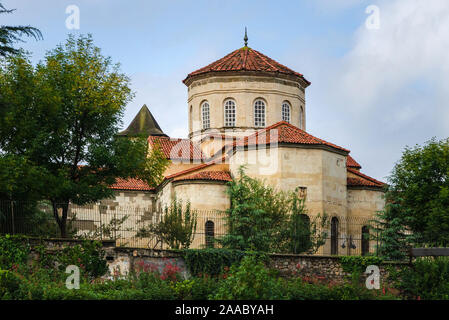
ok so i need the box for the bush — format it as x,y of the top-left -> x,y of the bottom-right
55,241 -> 108,279
0,235 -> 30,270
0,270 -> 24,299
212,254 -> 285,300
396,257 -> 449,300
183,248 -> 246,277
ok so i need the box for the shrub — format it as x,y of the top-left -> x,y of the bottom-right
218,168 -> 328,253
212,254 -> 285,300
0,270 -> 23,299
0,235 -> 30,270
183,248 -> 246,277
396,257 -> 449,300
137,200 -> 197,250
55,240 -> 108,279
189,276 -> 221,300
340,256 -> 383,285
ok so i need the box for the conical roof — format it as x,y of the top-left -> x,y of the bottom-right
118,104 -> 168,137
183,46 -> 310,86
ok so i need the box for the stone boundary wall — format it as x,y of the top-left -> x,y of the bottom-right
268,253 -> 408,284
28,239 -> 409,284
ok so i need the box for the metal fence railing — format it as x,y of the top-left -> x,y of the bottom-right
0,200 -> 382,255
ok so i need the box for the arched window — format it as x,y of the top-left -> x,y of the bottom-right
205,220 -> 215,248
291,214 -> 311,254
254,99 -> 266,127
282,102 -> 290,123
331,217 -> 339,255
361,226 -> 370,256
224,99 -> 236,127
201,102 -> 210,130
299,106 -> 304,129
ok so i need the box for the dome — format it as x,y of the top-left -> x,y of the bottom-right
183,46 -> 310,87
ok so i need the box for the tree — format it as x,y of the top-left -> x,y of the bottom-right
137,200 -> 197,250
0,155 -> 48,234
373,138 -> 449,255
284,195 -> 329,254
0,34 -> 169,237
370,193 -> 410,261
0,3 -> 42,57
218,167 -> 328,253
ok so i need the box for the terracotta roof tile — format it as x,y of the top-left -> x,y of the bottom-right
149,136 -> 205,161
230,121 -> 349,153
165,154 -> 228,180
110,178 -> 154,191
347,155 -> 362,169
184,47 -> 310,85
347,168 -> 385,188
173,171 -> 232,182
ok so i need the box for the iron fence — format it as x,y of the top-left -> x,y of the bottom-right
0,200 -> 383,256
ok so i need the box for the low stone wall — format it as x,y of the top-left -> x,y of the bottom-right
106,247 -> 189,279
268,253 -> 408,284
28,239 -> 408,285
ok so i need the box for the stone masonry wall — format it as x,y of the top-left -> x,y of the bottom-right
28,240 -> 408,286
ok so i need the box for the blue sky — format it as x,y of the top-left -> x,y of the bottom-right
2,0 -> 449,181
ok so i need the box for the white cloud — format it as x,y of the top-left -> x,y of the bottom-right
338,0 -> 449,113
310,0 -> 449,179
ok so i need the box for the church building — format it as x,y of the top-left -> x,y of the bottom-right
107,35 -> 386,254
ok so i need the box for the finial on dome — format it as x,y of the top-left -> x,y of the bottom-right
244,27 -> 248,47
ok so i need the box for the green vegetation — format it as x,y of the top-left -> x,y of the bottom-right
137,200 -> 197,249
0,34 -> 169,237
0,235 -> 406,300
183,248 -> 246,277
219,167 -> 328,253
0,3 -> 42,58
394,257 -> 449,300
372,138 -> 449,259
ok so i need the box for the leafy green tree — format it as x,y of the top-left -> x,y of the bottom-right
0,3 -> 42,57
218,167 -> 328,253
137,200 -> 197,250
284,196 -> 328,254
0,155 -> 49,234
372,138 -> 449,256
0,35 -> 169,237
370,194 -> 411,260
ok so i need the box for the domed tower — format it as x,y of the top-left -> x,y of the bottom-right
183,31 -> 310,141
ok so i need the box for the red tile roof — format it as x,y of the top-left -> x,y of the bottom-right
110,178 -> 154,191
347,168 -> 385,188
230,121 -> 349,153
347,155 -> 362,169
165,154 -> 228,180
148,136 -> 205,161
173,171 -> 232,182
183,47 -> 310,85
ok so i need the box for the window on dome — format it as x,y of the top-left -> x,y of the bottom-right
299,106 -> 304,129
282,102 -> 290,123
224,99 -> 236,127
201,101 -> 210,130
254,100 -> 266,127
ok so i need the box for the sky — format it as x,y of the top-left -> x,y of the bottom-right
2,0 -> 448,182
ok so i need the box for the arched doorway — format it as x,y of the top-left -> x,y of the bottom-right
361,226 -> 370,256
331,217 -> 339,255
205,220 -> 215,248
